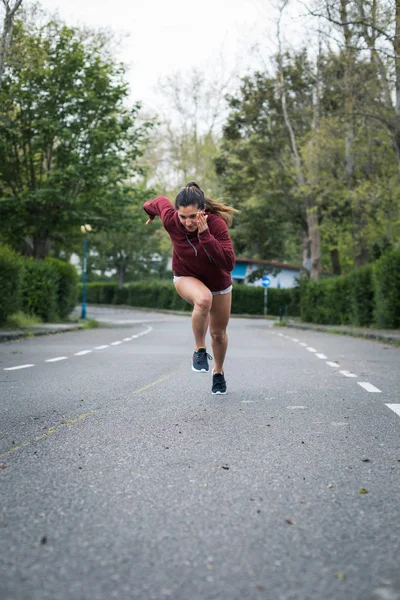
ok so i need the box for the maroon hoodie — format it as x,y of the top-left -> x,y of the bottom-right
143,196 -> 235,292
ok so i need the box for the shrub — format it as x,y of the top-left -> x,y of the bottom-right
374,249 -> 400,328
348,265 -> 374,326
300,276 -> 352,324
0,245 -> 23,324
20,259 -> 60,322
46,258 -> 79,319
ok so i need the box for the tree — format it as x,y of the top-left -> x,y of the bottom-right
87,184 -> 169,286
144,67 -> 235,198
0,0 -> 23,89
215,69 -> 306,263
0,15 -> 152,258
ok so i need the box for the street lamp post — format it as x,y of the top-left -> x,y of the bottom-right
80,224 -> 92,320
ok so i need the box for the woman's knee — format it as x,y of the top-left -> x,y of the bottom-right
210,328 -> 227,344
194,292 -> 213,313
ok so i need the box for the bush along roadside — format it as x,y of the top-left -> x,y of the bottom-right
0,245 -> 23,324
0,244 -> 80,325
82,281 -> 301,317
300,248 -> 400,329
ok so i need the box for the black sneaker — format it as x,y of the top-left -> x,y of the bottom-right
192,348 -> 212,372
212,371 -> 227,395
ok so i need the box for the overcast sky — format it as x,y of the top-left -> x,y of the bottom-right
26,0 -> 309,115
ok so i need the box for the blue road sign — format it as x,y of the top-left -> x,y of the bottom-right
261,276 -> 271,288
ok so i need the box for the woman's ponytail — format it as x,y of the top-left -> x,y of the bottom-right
175,181 -> 239,227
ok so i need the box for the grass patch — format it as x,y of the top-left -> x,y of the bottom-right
82,318 -> 100,329
5,311 -> 42,328
274,319 -> 289,327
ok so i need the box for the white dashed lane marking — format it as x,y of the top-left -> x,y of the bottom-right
4,364 -> 35,371
2,326 -> 153,371
276,331 -> 392,399
326,361 -> 340,368
386,404 -> 400,417
358,382 -> 382,393
340,370 -> 358,378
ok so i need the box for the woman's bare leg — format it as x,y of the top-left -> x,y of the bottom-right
174,277 -> 212,350
209,292 -> 232,374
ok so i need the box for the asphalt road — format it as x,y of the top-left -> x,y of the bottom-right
1,307 -> 399,600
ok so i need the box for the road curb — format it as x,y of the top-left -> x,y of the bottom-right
0,324 -> 84,343
283,321 -> 400,345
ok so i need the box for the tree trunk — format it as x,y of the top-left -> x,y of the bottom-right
393,0 -> 400,176
307,206 -> 320,280
23,235 -> 51,259
330,248 -> 341,275
0,0 -> 23,89
301,231 -> 310,273
0,9 -> 12,89
118,263 -> 126,288
33,236 -> 51,259
277,1 -> 320,279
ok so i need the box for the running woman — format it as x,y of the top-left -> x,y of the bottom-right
143,182 -> 238,395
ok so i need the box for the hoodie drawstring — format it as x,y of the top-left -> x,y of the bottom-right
185,234 -> 212,263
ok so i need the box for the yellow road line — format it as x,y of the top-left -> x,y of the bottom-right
1,367 -> 183,459
132,365 -> 184,395
0,411 -> 96,458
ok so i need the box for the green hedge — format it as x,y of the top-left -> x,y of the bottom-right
20,259 -> 60,322
0,245 -> 23,324
83,281 -> 300,316
300,249 -> 400,328
348,265 -> 375,327
46,258 -> 79,319
300,276 -> 353,325
0,249 -> 79,323
374,249 -> 400,328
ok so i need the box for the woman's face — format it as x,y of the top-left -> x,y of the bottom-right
177,204 -> 202,232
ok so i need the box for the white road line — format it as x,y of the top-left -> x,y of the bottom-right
340,370 -> 358,378
138,326 -> 153,336
358,382 -> 382,393
45,356 -> 68,363
278,333 -> 284,337
326,361 -> 340,368
74,350 -> 92,356
110,341 -> 123,346
299,343 -> 308,347
386,404 -> 400,417
292,338 -> 299,342
306,347 -> 317,352
316,353 -> 327,359
123,337 -> 132,342
94,345 -> 109,350
4,364 -> 35,371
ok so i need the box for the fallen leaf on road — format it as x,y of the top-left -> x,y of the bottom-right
361,459 -> 371,463
0,464 -> 6,469
359,488 -> 368,494
285,519 -> 296,525
336,572 -> 345,580
327,483 -> 334,488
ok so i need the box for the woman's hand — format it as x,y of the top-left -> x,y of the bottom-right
145,215 -> 155,225
197,211 -> 208,233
